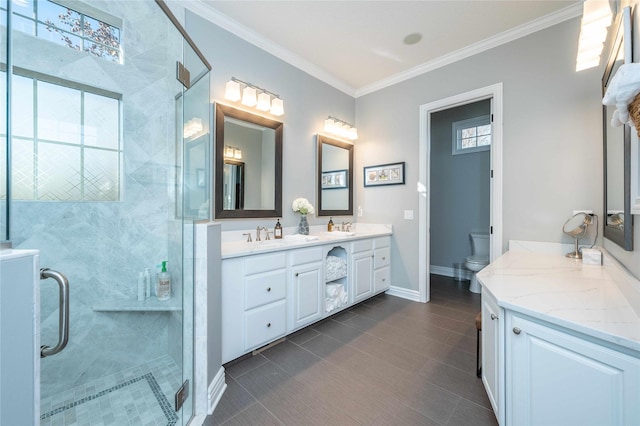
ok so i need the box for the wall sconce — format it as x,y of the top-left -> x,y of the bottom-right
224,145 -> 242,160
224,77 -> 284,116
183,117 -> 203,139
576,0 -> 612,71
324,116 -> 358,141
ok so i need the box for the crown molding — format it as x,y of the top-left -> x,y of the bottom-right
184,1 -> 582,99
355,2 -> 583,97
183,0 -> 357,97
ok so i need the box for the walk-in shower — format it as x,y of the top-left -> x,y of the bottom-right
1,1 -> 211,424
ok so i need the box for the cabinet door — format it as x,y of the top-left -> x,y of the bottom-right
481,291 -> 501,422
507,313 -> 640,426
290,262 -> 323,330
352,251 -> 373,303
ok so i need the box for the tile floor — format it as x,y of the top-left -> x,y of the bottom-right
205,275 -> 498,426
40,355 -> 182,426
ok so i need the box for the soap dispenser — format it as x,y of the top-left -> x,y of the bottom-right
328,217 -> 334,232
274,219 -> 283,239
156,261 -> 171,301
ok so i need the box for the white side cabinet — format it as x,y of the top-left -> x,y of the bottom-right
505,312 -> 640,426
373,237 -> 391,293
481,289 -> 501,421
352,239 -> 374,303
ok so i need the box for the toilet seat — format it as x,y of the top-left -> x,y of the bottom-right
465,255 -> 489,265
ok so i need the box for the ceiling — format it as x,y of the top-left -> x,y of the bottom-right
186,1 -> 583,96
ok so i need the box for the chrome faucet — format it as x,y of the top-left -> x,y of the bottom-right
341,221 -> 352,232
256,226 -> 269,241
242,233 -> 252,243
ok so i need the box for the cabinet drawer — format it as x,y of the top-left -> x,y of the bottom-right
352,239 -> 373,253
289,246 -> 323,265
374,247 -> 390,269
244,270 -> 286,310
245,300 -> 286,350
374,266 -> 390,292
374,236 -> 390,249
245,252 -> 287,275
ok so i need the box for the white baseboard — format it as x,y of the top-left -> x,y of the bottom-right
208,367 -> 227,415
430,265 -> 472,280
386,285 -> 421,302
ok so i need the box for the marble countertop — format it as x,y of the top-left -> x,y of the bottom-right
221,223 -> 392,259
477,250 -> 640,352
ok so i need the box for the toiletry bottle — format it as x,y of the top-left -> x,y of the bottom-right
274,219 -> 283,239
137,272 -> 145,301
156,261 -> 171,301
144,268 -> 151,298
328,217 -> 334,232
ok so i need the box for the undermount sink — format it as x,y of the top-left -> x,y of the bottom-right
323,231 -> 356,237
255,240 -> 286,248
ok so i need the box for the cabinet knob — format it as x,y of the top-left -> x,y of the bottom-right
295,273 -> 299,277
267,322 -> 271,328
513,327 -> 521,335
382,278 -> 386,282
266,287 -> 271,292
490,313 -> 498,320
382,257 -> 386,260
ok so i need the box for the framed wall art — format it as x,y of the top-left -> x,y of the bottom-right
364,162 -> 405,187
322,169 -> 348,189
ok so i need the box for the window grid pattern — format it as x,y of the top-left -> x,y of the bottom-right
1,0 -> 122,63
0,71 -> 122,201
452,115 -> 492,155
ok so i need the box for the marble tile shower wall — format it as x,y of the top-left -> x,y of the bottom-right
9,1 -> 188,397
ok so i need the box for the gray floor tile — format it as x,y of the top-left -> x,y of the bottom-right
447,397 -> 498,426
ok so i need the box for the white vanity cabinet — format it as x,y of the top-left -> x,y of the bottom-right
481,289 -> 501,420
221,252 -> 287,363
352,239 -> 374,303
373,237 -> 391,293
505,311 -> 640,426
288,247 -> 324,331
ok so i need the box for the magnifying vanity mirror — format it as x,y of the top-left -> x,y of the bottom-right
214,104 -> 283,219
602,7 -> 633,250
316,134 -> 353,216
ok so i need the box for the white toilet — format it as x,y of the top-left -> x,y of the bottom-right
464,232 -> 490,294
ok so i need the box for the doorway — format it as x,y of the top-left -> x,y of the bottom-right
418,84 -> 503,303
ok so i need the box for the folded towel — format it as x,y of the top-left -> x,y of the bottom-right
326,283 -> 342,298
283,234 -> 320,242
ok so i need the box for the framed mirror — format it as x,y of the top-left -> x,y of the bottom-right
214,104 -> 283,219
316,134 -> 353,216
603,6 -> 633,250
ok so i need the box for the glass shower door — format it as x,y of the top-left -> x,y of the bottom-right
3,1 -> 210,424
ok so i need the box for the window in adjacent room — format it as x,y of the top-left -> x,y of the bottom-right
452,115 -> 491,155
0,70 -> 122,201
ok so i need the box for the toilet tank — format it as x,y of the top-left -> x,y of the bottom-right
470,233 -> 490,257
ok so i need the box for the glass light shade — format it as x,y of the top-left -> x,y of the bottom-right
270,98 -> 284,116
233,148 -> 242,159
225,80 -> 241,102
257,92 -> 271,111
324,118 -> 336,133
224,145 -> 235,158
348,127 -> 358,141
242,86 -> 257,107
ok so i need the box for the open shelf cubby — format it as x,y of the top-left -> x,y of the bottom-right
325,246 -> 348,314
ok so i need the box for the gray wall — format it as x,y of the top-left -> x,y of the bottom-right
430,100 -> 491,270
356,17 -> 604,291
186,12 -> 356,231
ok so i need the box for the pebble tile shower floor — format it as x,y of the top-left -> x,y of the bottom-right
40,355 -> 181,426
206,275 -> 498,426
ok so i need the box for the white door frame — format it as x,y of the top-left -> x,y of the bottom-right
418,83 -> 503,303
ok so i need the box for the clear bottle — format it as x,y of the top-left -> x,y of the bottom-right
156,261 -> 171,301
328,217 -> 334,232
274,218 -> 283,239
144,268 -> 151,298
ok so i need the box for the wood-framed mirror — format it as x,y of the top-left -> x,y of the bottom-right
316,134 -> 353,216
214,103 -> 283,219
603,6 -> 633,251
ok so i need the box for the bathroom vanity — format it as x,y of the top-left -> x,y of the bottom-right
477,249 -> 640,425
220,224 -> 392,364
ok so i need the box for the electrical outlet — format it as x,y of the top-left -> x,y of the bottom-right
357,206 -> 363,217
573,210 -> 594,216
404,210 -> 414,220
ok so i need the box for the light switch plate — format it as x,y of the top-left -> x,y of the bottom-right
404,210 -> 414,220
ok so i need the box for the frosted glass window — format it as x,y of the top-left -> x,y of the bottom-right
37,142 -> 81,201
84,93 -> 118,149
37,81 -> 81,144
0,71 -> 121,201
452,115 -> 492,155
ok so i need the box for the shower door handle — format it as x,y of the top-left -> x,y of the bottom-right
40,268 -> 70,358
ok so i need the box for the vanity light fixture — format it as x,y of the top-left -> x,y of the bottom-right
224,77 -> 284,116
183,117 -> 203,139
576,0 -> 612,71
224,145 -> 242,160
324,116 -> 358,141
